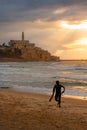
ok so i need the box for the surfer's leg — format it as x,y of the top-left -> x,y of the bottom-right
55,95 -> 60,106
58,95 -> 61,107
55,95 -> 58,101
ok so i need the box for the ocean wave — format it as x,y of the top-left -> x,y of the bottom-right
0,61 -> 87,97
75,67 -> 87,70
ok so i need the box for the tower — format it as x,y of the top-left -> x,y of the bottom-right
22,32 -> 24,41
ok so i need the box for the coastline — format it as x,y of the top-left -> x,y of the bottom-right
13,87 -> 87,100
0,58 -> 29,62
0,89 -> 87,130
64,94 -> 87,100
0,57 -> 87,62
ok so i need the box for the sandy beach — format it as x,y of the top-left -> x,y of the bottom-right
0,90 -> 87,130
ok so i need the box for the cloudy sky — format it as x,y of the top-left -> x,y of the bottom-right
0,0 -> 87,59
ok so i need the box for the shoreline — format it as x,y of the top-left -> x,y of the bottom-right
64,94 -> 87,100
0,58 -> 30,62
0,57 -> 87,62
1,87 -> 87,101
12,87 -> 87,100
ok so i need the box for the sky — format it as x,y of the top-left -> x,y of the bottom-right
0,0 -> 87,60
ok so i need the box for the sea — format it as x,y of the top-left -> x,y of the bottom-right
0,61 -> 87,98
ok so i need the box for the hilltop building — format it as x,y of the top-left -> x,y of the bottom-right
0,32 -> 60,61
9,32 -> 35,49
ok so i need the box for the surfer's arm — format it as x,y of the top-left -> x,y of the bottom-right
61,85 -> 65,94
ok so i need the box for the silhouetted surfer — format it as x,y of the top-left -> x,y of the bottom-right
49,80 -> 65,107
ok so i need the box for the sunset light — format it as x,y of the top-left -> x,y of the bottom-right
78,38 -> 87,45
0,2 -> 87,129
61,20 -> 87,30
0,0 -> 87,60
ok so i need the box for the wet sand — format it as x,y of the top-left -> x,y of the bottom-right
0,90 -> 87,130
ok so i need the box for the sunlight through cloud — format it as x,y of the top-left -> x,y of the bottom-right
75,37 -> 87,45
61,20 -> 87,30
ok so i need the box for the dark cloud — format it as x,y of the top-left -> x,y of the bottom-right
0,0 -> 86,8
0,0 -> 87,23
0,0 -> 87,59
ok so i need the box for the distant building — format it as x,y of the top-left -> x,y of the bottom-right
9,32 -> 35,49
0,32 -> 60,61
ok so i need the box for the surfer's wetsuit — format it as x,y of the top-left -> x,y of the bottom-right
53,81 -> 65,107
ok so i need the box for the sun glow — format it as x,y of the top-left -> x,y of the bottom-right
61,20 -> 87,29
76,37 -> 87,45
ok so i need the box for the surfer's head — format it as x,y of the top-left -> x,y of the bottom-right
56,80 -> 59,85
